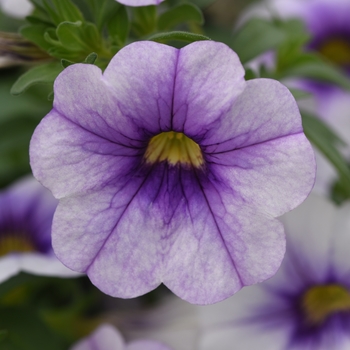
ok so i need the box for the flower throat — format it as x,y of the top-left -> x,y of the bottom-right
0,234 -> 35,256
301,284 -> 350,326
145,131 -> 204,168
318,38 -> 350,67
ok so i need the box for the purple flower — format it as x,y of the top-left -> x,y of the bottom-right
199,194 -> 350,350
71,324 -> 172,350
30,40 -> 315,304
116,0 -> 164,6
0,176 -> 77,282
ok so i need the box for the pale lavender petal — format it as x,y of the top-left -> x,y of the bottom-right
71,324 -> 124,350
172,41 -> 245,136
53,164 -> 285,304
126,340 -> 171,350
103,41 -> 177,133
202,79 -> 304,151
117,0 -> 164,5
205,80 -> 315,217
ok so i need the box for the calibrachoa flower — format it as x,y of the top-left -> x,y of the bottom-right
198,194 -> 350,350
117,0 -> 164,6
0,176 -> 77,282
30,40 -> 315,304
71,324 -> 172,350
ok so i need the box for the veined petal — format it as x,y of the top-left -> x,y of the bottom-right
53,164 -> 285,304
208,134 -> 315,217
202,79 -> 304,152
30,110 -> 142,199
103,41 -> 177,134
172,41 -> 245,136
53,42 -> 177,141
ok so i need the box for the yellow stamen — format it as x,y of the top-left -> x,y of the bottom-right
301,284 -> 350,325
144,131 -> 204,168
0,236 -> 35,256
319,38 -> 350,66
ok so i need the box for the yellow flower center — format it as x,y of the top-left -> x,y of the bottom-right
144,131 -> 204,168
301,284 -> 350,325
319,38 -> 350,66
0,235 -> 35,256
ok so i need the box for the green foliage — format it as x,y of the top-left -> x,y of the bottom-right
131,5 -> 157,36
302,111 -> 350,194
158,3 -> 204,31
10,63 -> 63,95
149,31 -> 210,44
107,5 -> 129,48
0,306 -> 65,350
230,18 -> 287,64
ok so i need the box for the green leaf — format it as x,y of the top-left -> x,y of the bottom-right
132,5 -> 157,37
158,3 -> 204,31
56,21 -> 88,51
84,52 -> 97,64
20,25 -> 53,51
288,88 -> 312,100
107,5 -> 129,47
51,0 -> 84,23
0,306 -> 65,350
148,31 -> 210,44
94,0 -> 121,31
61,58 -> 74,68
302,111 -> 350,192
280,53 -> 350,90
10,63 -> 63,95
230,18 -> 286,64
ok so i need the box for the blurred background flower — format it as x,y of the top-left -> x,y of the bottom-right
71,323 -> 172,350
0,176 -> 78,282
198,194 -> 350,350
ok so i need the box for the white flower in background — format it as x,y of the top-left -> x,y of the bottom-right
0,0 -> 33,18
71,324 -> 172,350
240,0 -> 350,195
198,194 -> 350,350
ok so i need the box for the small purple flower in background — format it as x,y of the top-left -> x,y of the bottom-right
71,324 -> 172,350
199,194 -> 350,350
0,176 -> 78,282
0,0 -> 33,18
116,0 -> 164,6
30,40 -> 315,305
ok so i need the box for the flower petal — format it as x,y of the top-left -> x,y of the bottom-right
30,110 -> 142,198
126,340 -> 171,350
202,79 -> 315,217
71,324 -> 124,350
202,79 -> 304,152
172,41 -> 245,136
53,164 -> 285,304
